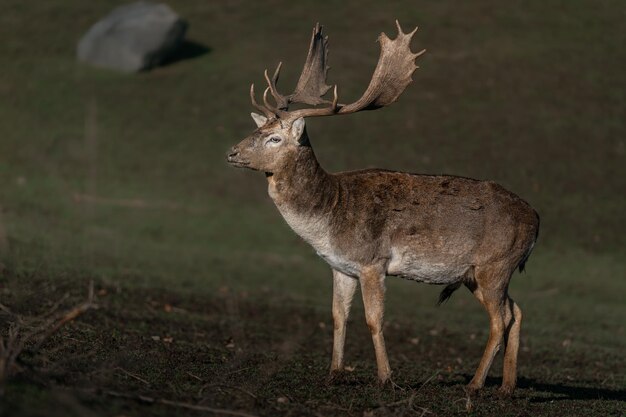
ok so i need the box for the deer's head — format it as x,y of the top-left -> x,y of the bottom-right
227,114 -> 307,173
227,22 -> 425,174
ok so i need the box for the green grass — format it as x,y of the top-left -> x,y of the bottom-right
0,0 -> 624,416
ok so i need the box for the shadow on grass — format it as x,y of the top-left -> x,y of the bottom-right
454,375 -> 626,403
161,40 -> 211,66
517,378 -> 626,403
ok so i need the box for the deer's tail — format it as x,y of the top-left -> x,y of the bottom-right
518,212 -> 540,273
437,282 -> 462,305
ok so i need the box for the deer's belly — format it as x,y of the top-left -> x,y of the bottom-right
387,247 -> 469,284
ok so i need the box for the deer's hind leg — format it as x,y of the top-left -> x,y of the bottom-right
466,262 -> 512,393
501,296 -> 522,395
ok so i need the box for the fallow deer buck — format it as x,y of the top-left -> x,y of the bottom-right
227,21 -> 539,396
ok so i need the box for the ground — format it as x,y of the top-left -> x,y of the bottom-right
0,0 -> 625,416
1,270 -> 624,417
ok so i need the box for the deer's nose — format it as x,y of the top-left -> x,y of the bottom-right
227,147 -> 240,161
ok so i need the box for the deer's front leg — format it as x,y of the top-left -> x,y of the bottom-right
330,269 -> 358,375
360,266 -> 392,383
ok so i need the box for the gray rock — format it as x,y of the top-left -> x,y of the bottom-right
77,2 -> 187,72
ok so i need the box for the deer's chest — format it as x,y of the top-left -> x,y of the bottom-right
270,186 -> 360,276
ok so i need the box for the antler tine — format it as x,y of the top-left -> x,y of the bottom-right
331,84 -> 338,108
395,19 -> 403,34
262,86 -> 284,116
250,84 -> 274,118
264,63 -> 290,110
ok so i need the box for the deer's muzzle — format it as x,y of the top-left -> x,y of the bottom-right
226,147 -> 250,167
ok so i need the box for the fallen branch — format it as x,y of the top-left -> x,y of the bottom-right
0,281 -> 97,395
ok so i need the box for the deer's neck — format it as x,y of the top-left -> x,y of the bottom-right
266,136 -> 359,275
267,144 -> 336,218
267,140 -> 339,258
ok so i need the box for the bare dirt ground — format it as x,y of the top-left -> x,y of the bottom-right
1,275 -> 623,417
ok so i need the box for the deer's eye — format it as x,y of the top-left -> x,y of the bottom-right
269,136 -> 282,144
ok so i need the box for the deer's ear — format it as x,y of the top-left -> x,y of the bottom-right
291,118 -> 306,142
251,112 -> 268,128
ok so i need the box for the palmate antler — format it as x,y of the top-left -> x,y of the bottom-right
250,20 -> 426,122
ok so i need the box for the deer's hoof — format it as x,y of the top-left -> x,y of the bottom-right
465,382 -> 481,396
376,367 -> 393,385
377,375 -> 404,392
326,369 -> 343,385
463,384 -> 480,412
498,385 -> 515,398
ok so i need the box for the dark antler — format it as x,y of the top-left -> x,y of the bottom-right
290,23 -> 333,106
338,20 -> 425,114
249,84 -> 275,118
250,21 -> 425,121
264,63 -> 289,110
254,23 -> 333,114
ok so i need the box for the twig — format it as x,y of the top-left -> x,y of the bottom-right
41,293 -> 70,318
101,389 -> 258,417
0,281 -> 97,395
32,282 -> 97,351
0,302 -> 14,317
417,406 -> 432,416
186,371 -> 204,381
226,366 -> 254,375
407,390 -> 418,410
416,371 -> 439,393
383,371 -> 439,408
115,367 -> 150,386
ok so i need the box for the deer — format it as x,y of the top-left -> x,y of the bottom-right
226,21 -> 540,396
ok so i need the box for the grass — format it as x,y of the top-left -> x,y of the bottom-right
0,0 -> 625,415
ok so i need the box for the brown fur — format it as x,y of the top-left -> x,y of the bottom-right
228,123 -> 539,394
228,21 -> 539,395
